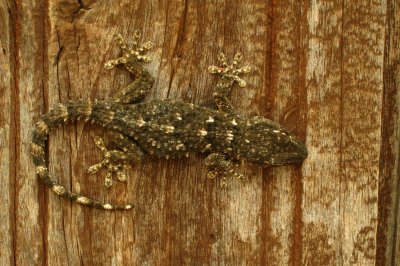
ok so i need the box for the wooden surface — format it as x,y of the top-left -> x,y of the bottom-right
1,0 -> 399,265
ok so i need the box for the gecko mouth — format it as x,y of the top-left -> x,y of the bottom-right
263,140 -> 308,166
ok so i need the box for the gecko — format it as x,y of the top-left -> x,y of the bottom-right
30,30 -> 308,210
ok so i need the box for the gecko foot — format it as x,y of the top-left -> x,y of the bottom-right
207,170 -> 245,187
104,30 -> 153,70
88,136 -> 131,188
208,52 -> 252,87
205,153 -> 244,187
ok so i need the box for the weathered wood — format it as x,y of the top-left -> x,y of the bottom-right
304,0 -> 387,265
11,0 -> 47,265
1,0 -> 399,265
377,0 -> 400,265
259,1 -> 308,264
302,0 -> 343,264
0,1 -> 14,265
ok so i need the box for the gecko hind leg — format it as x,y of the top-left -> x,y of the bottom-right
208,52 -> 252,113
205,152 -> 244,187
104,31 -> 155,104
88,133 -> 144,187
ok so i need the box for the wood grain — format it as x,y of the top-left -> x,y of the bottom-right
1,0 -> 399,265
0,0 -> 14,265
302,0 -> 343,264
377,0 -> 400,265
12,0 -> 47,265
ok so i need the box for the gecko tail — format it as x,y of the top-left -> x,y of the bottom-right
30,100 -> 133,210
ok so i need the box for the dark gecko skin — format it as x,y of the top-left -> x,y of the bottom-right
30,31 -> 307,210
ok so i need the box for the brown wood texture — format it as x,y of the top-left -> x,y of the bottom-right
1,0 -> 399,265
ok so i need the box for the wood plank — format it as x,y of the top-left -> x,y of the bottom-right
44,1 -> 149,265
151,1 -> 219,263
303,0 -> 387,265
340,0 -> 386,264
42,1 -> 274,264
302,0 -> 343,264
45,2 -> 93,264
199,1 -> 264,264
260,0 -> 308,264
13,0 -> 48,264
377,0 -> 400,264
0,0 -> 15,265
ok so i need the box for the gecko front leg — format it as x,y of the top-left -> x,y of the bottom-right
205,152 -> 244,187
105,30 -> 155,104
208,52 -> 252,113
88,132 -> 144,187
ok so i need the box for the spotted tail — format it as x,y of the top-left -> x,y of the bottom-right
30,100 -> 132,210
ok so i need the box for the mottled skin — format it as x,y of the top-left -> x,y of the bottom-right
30,31 -> 307,210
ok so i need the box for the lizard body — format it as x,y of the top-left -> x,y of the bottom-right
30,32 -> 307,210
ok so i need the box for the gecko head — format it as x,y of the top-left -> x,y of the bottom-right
237,116 -> 308,166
